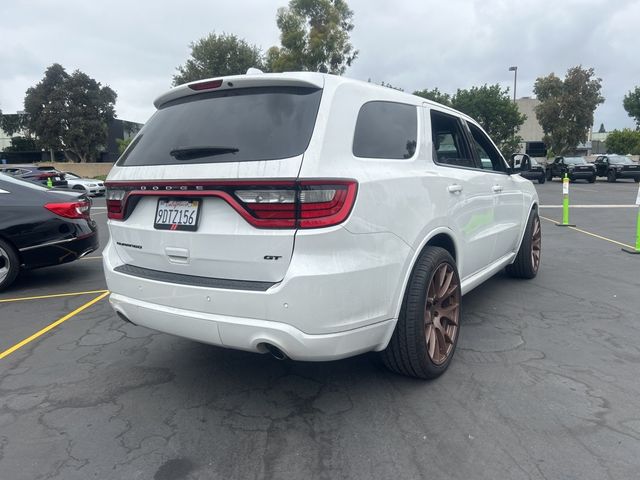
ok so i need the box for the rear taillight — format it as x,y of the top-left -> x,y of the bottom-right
44,201 -> 90,219
106,188 -> 126,219
104,180 -> 357,229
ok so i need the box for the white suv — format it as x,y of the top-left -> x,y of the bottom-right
104,72 -> 540,379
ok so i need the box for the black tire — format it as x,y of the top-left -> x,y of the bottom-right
588,175 -> 596,183
0,238 -> 20,292
72,185 -> 86,191
607,170 -> 616,183
506,210 -> 541,279
538,175 -> 546,184
634,178 -> 639,183
546,169 -> 553,181
382,247 -> 461,379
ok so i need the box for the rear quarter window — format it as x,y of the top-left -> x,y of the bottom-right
352,101 -> 417,159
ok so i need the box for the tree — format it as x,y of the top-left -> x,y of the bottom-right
266,0 -> 357,74
605,129 -> 640,155
413,88 -> 452,107
0,112 -> 28,137
533,66 -> 604,155
598,123 -> 606,133
451,84 -> 526,158
173,33 -> 264,86
116,137 -> 133,155
24,64 -> 117,162
4,136 -> 38,152
623,86 -> 640,128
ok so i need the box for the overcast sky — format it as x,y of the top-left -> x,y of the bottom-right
1,0 -> 638,130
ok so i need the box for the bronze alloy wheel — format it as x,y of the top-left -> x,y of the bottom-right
531,215 -> 541,272
424,263 -> 460,365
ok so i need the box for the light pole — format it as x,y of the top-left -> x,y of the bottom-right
508,66 -> 518,102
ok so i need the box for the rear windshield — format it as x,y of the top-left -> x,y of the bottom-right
118,86 -> 322,166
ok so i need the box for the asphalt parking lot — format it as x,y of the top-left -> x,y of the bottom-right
1,180 -> 640,480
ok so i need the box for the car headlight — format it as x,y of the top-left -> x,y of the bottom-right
88,183 -> 97,187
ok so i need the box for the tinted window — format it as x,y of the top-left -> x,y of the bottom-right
430,110 -> 475,168
353,102 -> 417,159
468,123 -> 506,172
118,86 -> 322,166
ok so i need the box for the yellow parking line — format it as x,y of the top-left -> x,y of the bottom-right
539,215 -> 634,249
0,291 -> 110,360
0,289 -> 108,304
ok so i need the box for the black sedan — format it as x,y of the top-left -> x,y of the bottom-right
0,165 -> 68,188
520,157 -> 546,184
0,173 -> 99,291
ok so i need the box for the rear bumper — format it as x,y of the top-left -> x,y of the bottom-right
103,226 -> 411,360
110,292 -> 396,361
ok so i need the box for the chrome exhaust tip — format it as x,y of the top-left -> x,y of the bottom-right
263,343 -> 288,361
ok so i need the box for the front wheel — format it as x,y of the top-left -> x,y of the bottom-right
538,175 -> 546,184
634,178 -> 640,183
546,169 -> 553,181
0,239 -> 20,292
607,170 -> 616,183
588,175 -> 596,183
382,247 -> 461,379
506,210 -> 541,279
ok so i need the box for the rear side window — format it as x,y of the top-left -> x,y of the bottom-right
118,86 -> 322,166
353,101 -> 417,159
430,110 -> 475,168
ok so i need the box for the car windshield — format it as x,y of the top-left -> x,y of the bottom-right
608,155 -> 633,165
563,157 -> 587,165
118,86 -> 323,166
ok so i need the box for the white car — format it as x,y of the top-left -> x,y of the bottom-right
64,171 -> 106,196
104,72 -> 540,379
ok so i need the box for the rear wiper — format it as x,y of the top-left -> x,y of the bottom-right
169,146 -> 239,160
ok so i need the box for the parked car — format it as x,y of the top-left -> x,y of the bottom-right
0,165 -> 68,188
63,171 -> 106,195
519,156 -> 546,184
0,173 -> 98,291
594,155 -> 640,183
546,156 -> 596,183
103,72 -> 540,379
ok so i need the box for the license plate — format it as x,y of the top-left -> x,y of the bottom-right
154,198 -> 201,231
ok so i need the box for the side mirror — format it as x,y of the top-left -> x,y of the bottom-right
510,153 -> 531,173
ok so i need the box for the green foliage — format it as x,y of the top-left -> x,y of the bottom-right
266,0 -> 358,74
0,112 -> 28,136
4,136 -> 38,152
533,66 -> 604,155
413,88 -> 452,106
116,137 -> 133,155
623,86 -> 640,128
173,33 -> 264,86
24,64 -> 117,162
605,129 -> 640,155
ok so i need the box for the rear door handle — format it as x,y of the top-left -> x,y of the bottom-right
447,184 -> 463,193
492,185 -> 503,193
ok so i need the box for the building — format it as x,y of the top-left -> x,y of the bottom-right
515,98 -> 547,157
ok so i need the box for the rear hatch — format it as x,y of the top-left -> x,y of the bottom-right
106,76 -> 326,283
